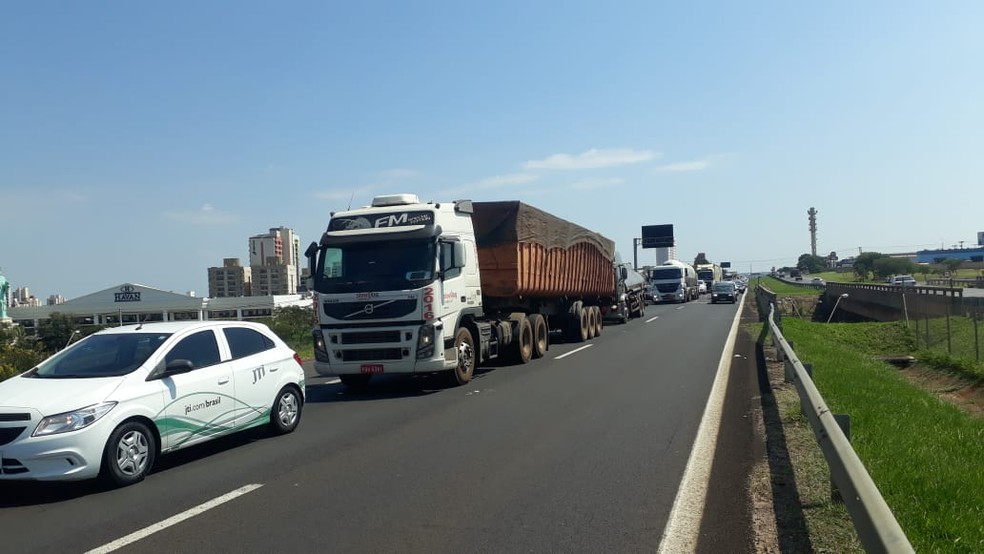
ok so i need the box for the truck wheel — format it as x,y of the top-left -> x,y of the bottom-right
586,308 -> 597,339
529,314 -> 548,358
591,306 -> 603,337
515,316 -> 533,364
101,420 -> 156,488
449,327 -> 475,385
579,307 -> 590,342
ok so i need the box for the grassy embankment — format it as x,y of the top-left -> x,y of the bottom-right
755,278 -> 984,553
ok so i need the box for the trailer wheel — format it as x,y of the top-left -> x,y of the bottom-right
578,307 -> 590,342
529,314 -> 548,358
449,326 -> 475,385
586,308 -> 597,339
515,316 -> 533,364
591,306 -> 603,337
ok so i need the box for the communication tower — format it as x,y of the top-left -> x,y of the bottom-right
808,207 -> 818,257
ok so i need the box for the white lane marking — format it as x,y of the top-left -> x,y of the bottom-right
646,315 -> 660,323
553,344 -> 593,359
657,295 -> 747,553
675,306 -> 685,310
85,484 -> 264,554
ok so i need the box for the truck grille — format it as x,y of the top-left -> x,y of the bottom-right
323,299 -> 417,321
656,283 -> 679,293
342,331 -> 402,345
342,349 -> 404,362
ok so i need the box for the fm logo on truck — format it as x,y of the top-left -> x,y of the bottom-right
329,211 -> 434,231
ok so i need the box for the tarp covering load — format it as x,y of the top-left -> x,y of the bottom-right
472,201 -> 616,299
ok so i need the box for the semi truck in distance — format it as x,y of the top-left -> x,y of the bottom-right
649,260 -> 700,303
304,194 -> 617,388
695,262 -> 722,290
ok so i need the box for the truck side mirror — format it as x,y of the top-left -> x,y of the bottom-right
620,267 -> 628,280
305,241 -> 319,275
453,242 -> 467,269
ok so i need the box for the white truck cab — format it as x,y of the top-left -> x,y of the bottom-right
306,194 -> 483,387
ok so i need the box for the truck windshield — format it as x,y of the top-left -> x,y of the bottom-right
697,271 -> 713,281
651,268 -> 682,280
314,240 -> 436,293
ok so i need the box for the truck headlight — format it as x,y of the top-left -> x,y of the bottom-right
417,323 -> 436,359
312,328 -> 330,362
33,402 -> 117,437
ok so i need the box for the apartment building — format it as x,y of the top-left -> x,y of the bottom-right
207,258 -> 252,298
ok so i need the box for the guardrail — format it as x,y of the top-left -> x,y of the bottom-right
927,277 -> 984,288
766,302 -> 914,553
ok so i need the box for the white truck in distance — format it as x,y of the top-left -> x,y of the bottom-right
304,194 -> 618,389
649,260 -> 700,303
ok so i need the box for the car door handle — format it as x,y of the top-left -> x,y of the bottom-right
218,377 -> 230,385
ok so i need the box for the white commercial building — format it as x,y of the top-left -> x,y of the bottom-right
7,282 -> 312,332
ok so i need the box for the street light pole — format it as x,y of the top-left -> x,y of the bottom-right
827,293 -> 850,324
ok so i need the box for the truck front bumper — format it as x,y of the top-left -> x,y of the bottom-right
313,325 -> 455,377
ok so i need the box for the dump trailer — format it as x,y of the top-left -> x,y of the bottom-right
305,194 -> 616,388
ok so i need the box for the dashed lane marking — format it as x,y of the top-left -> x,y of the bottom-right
85,484 -> 264,554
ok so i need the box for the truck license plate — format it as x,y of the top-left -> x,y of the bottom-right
360,364 -> 384,374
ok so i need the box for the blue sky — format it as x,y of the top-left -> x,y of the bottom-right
2,1 -> 982,300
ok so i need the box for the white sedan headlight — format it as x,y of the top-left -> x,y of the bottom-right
33,402 -> 117,437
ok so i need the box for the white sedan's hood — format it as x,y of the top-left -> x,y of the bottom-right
0,374 -> 124,416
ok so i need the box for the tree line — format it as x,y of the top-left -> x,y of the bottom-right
781,252 -> 967,282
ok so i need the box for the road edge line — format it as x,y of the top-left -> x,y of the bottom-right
657,295 -> 746,553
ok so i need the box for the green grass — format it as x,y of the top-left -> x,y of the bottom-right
779,318 -> 984,553
756,276 -> 821,296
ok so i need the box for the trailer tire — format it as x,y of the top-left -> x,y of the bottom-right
449,326 -> 476,385
529,314 -> 548,358
586,308 -> 597,339
578,307 -> 590,342
514,316 -> 534,364
591,306 -> 603,337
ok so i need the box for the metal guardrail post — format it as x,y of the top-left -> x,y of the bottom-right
767,304 -> 914,553
831,413 -> 851,502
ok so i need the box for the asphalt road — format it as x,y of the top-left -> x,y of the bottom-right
0,296 -> 758,554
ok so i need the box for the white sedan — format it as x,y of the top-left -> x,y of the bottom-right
0,321 -> 305,487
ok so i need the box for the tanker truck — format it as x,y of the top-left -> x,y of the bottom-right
304,194 -> 617,388
604,261 -> 647,323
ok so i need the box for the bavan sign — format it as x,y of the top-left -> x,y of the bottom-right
114,285 -> 141,302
